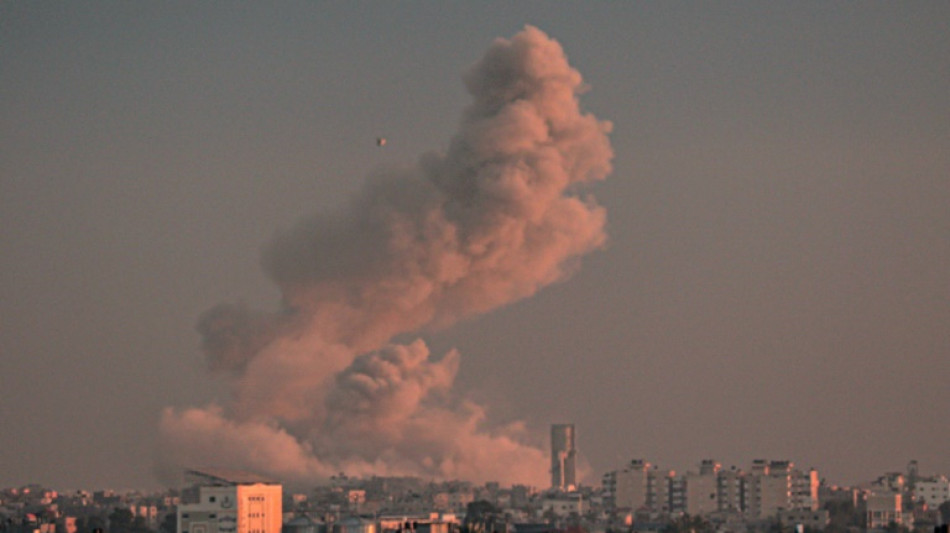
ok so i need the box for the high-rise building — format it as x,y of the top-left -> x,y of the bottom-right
685,460 -> 721,516
743,460 -> 819,518
716,466 -> 743,513
608,459 -> 650,510
550,423 -> 577,491
744,460 -> 789,519
789,468 -> 820,511
603,459 -> 677,513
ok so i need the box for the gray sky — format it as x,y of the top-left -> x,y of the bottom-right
2,2 -> 948,490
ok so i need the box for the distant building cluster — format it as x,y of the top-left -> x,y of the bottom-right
602,458 -> 824,529
603,458 -> 820,519
593,450 -> 949,532
2,430 -> 950,533
0,485 -> 177,533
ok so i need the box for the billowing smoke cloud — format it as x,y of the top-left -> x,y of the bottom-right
159,25 -> 612,486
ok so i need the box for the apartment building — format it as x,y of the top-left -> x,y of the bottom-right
178,468 -> 282,533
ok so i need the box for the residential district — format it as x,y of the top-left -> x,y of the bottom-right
2,426 -> 948,533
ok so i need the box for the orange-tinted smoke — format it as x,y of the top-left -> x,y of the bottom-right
159,25 -> 612,487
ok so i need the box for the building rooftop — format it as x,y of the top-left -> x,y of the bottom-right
185,467 -> 277,486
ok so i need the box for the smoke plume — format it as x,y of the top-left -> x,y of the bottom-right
159,25 -> 612,486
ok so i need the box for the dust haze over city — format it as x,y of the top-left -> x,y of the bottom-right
2,3 -> 949,492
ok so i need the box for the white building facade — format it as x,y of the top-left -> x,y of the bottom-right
914,477 -> 950,508
178,468 -> 282,533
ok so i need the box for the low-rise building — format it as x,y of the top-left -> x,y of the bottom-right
540,492 -> 588,518
777,509 -> 830,530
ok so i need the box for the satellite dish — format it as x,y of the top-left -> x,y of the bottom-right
376,137 -> 387,147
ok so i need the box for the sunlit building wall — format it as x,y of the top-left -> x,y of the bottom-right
789,469 -> 820,511
178,468 -> 282,533
866,492 -> 903,529
744,461 -> 791,519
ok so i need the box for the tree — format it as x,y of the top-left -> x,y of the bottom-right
131,516 -> 150,533
108,508 -> 134,533
661,514 -> 714,533
159,513 -> 176,533
940,500 -> 950,526
823,499 -> 861,533
76,515 -> 107,533
463,501 -> 501,533
883,521 -> 910,533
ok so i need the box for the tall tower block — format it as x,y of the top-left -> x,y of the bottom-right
551,423 -> 577,491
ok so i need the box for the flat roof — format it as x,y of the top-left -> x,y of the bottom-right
185,467 -> 278,486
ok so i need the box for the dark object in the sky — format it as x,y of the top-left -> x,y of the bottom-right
376,137 -> 386,146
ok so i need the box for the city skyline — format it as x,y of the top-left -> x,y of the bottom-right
2,3 -> 949,490
6,461 -> 949,533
